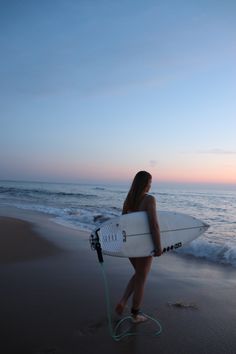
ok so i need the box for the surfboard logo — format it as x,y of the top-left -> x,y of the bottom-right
162,242 -> 182,253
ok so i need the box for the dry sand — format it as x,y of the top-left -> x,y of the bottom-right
1,207 -> 236,354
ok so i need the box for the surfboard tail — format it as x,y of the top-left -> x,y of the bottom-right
90,229 -> 104,263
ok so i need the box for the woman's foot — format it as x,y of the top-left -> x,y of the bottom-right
131,313 -> 148,324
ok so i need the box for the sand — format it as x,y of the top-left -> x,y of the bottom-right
1,206 -> 236,354
0,217 -> 62,264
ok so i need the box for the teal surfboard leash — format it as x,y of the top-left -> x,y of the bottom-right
91,232 -> 162,341
99,262 -> 162,341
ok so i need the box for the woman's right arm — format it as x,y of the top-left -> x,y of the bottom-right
146,195 -> 162,257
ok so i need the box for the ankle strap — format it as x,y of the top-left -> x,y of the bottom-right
131,308 -> 140,316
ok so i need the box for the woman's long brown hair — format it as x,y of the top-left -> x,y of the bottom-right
123,171 -> 152,213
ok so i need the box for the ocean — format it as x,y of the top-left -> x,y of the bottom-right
0,180 -> 236,268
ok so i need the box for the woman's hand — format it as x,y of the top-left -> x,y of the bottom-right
153,247 -> 162,257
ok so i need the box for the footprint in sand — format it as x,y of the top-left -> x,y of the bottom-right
167,301 -> 199,309
34,347 -> 61,354
74,318 -> 107,336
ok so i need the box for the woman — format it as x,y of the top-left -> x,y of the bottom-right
115,171 -> 162,323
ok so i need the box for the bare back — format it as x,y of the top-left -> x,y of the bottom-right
136,194 -> 152,212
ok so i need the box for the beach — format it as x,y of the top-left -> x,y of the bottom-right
1,207 -> 236,354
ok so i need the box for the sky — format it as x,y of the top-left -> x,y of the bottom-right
1,0 -> 236,185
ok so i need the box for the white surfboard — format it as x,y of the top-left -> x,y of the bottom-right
90,211 -> 209,258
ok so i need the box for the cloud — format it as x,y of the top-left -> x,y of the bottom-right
197,149 -> 236,155
149,160 -> 158,168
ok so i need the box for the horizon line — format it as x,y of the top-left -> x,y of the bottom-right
1,177 -> 236,188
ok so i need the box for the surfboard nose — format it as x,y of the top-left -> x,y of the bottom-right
203,222 -> 210,230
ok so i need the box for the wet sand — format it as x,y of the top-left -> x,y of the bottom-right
0,217 -> 62,264
1,207 -> 236,354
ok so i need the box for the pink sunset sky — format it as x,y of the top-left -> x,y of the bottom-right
1,1 -> 236,186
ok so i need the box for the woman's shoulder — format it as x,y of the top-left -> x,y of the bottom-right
140,194 -> 156,209
144,193 -> 155,202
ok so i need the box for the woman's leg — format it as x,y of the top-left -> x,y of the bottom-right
115,274 -> 135,314
115,258 -> 137,314
115,256 -> 152,315
131,256 -> 153,313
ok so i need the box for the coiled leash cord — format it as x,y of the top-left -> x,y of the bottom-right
99,262 -> 162,341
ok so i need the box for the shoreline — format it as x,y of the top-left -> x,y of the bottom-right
1,207 -> 236,353
0,204 -> 235,271
0,216 -> 63,264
